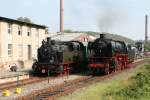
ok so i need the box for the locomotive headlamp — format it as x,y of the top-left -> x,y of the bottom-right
50,59 -> 54,63
50,57 -> 54,63
42,69 -> 46,74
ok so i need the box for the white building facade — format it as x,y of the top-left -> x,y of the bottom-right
0,16 -> 47,69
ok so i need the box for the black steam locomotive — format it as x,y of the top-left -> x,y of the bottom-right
32,33 -> 137,75
32,37 -> 87,74
88,34 -> 135,74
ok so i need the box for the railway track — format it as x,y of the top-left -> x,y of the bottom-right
0,76 -> 53,90
18,59 -> 145,100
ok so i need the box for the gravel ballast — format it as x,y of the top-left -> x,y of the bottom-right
0,75 -> 85,100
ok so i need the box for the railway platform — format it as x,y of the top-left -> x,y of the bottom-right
0,68 -> 31,84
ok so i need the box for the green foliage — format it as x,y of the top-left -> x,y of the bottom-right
104,64 -> 150,100
17,17 -> 33,23
64,29 -> 73,33
145,43 -> 150,51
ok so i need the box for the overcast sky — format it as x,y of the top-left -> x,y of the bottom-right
0,0 -> 150,40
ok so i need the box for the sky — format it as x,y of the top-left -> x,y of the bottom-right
0,0 -> 150,40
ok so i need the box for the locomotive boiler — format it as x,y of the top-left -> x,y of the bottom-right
32,37 -> 87,75
88,34 -> 134,74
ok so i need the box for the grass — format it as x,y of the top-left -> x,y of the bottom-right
104,64 -> 150,100
59,63 -> 150,100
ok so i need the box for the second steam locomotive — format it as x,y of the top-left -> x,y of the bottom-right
88,34 -> 135,74
32,37 -> 87,74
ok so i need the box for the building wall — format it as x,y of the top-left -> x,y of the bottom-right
0,22 -> 2,58
0,21 -> 46,69
0,22 -> 2,59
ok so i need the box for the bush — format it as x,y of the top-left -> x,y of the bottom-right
105,64 -> 150,100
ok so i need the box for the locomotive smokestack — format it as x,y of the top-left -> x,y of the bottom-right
145,15 -> 148,43
47,37 -> 51,44
100,34 -> 106,39
60,0 -> 64,33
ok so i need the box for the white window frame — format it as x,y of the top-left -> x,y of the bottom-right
8,44 -> 12,57
18,25 -> 22,36
27,27 -> 31,36
8,23 -> 12,34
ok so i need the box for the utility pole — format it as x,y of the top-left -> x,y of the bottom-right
60,0 -> 64,33
145,15 -> 148,43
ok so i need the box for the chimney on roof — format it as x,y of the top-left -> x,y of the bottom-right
60,0 -> 64,33
47,37 -> 51,44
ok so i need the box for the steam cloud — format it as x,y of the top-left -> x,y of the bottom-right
98,2 -> 119,33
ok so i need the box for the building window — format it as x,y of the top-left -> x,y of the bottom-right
8,44 -> 12,57
8,23 -> 12,34
18,45 -> 23,57
27,27 -> 31,36
18,25 -> 22,36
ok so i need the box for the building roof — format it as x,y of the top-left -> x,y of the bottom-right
49,33 -> 85,41
47,32 -> 96,46
0,16 -> 47,29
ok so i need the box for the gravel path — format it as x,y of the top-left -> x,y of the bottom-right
0,75 -> 85,100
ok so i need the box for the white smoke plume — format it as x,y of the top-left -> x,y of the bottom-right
98,1 -> 120,33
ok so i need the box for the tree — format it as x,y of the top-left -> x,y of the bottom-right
17,17 -> 33,23
17,17 -> 24,21
64,29 -> 73,33
145,43 -> 150,51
